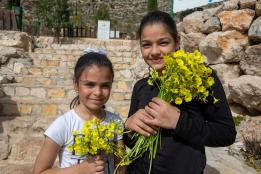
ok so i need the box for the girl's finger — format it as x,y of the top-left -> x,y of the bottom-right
144,105 -> 159,119
95,165 -> 104,171
137,120 -> 157,135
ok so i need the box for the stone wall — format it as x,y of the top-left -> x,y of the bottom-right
0,0 -> 261,173
0,0 -> 171,36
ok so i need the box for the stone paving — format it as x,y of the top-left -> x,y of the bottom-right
204,147 -> 259,174
1,146 -> 259,174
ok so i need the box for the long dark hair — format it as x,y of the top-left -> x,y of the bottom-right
137,11 -> 179,42
70,52 -> 114,109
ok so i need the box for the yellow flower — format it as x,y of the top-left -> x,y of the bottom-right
98,138 -> 105,145
117,130 -> 123,136
98,124 -> 106,132
175,97 -> 183,105
176,59 -> 184,66
171,88 -> 179,94
198,86 -> 205,93
105,130 -> 114,139
73,130 -> 78,136
91,129 -> 99,136
206,77 -> 215,87
107,123 -> 115,131
148,79 -> 153,85
184,93 -> 192,102
162,69 -> 167,75
84,121 -> 91,129
150,69 -> 158,78
67,145 -> 73,152
194,76 -> 202,86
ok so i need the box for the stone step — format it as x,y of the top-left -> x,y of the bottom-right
0,97 -> 72,116
26,58 -> 130,72
1,83 -> 75,100
32,57 -> 76,68
34,43 -> 89,53
0,95 -> 130,117
29,52 -> 82,61
18,66 -> 74,77
33,48 -> 84,54
2,75 -> 134,95
13,75 -> 73,86
29,52 -> 131,66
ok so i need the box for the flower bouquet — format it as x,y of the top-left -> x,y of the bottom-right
120,49 -> 219,174
68,118 -> 128,165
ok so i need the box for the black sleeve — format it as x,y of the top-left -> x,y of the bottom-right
174,70 -> 237,147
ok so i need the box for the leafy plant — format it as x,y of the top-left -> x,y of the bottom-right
147,0 -> 158,12
93,5 -> 110,26
233,115 -> 243,126
36,0 -> 70,43
7,0 -> 20,9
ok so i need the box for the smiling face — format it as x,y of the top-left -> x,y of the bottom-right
140,23 -> 180,75
73,65 -> 113,113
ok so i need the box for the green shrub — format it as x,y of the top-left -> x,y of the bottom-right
233,115 -> 243,126
147,0 -> 158,12
93,5 -> 110,25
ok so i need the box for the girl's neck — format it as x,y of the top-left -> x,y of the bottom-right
74,105 -> 105,121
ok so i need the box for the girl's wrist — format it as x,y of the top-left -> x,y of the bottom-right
124,118 -> 129,130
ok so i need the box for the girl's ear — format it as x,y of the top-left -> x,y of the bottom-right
175,35 -> 181,51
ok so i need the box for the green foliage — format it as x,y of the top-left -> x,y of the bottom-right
93,5 -> 110,25
36,0 -> 70,42
233,115 -> 243,126
7,0 -> 20,9
147,0 -> 158,12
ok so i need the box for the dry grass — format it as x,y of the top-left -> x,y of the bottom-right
241,134 -> 261,173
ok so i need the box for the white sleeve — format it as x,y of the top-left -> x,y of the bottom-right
44,116 -> 68,146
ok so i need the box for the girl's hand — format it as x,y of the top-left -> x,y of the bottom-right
77,155 -> 104,174
125,109 -> 158,136
144,97 -> 181,129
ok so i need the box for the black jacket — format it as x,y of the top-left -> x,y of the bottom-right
123,71 -> 237,174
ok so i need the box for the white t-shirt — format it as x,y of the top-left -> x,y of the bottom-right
44,109 -> 123,173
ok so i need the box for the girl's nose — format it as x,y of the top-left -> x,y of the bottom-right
151,45 -> 161,56
93,86 -> 102,95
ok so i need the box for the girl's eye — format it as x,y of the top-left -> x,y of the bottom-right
102,84 -> 111,88
85,83 -> 94,87
161,42 -> 168,45
141,43 -> 151,48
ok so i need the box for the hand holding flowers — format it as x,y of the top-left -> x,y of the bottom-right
68,117 -> 130,172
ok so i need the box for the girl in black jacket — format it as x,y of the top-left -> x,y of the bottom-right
123,11 -> 236,174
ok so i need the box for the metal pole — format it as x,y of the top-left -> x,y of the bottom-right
171,0 -> 174,17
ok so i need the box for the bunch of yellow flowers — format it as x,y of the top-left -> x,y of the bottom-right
68,118 -> 126,158
120,49 -> 219,174
148,49 -> 219,105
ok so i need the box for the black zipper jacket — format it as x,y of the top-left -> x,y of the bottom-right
123,71 -> 237,174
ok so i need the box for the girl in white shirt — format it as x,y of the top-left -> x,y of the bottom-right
33,51 -> 126,174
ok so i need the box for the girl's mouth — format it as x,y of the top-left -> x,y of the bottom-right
91,99 -> 103,104
150,58 -> 163,63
